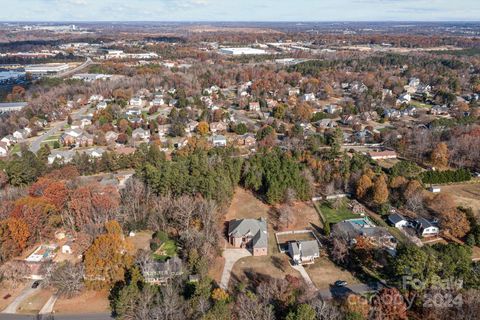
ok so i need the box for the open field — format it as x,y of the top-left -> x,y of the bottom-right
17,288 -> 53,314
439,183 -> 480,214
304,257 -> 361,289
54,290 -> 110,314
376,158 -> 400,169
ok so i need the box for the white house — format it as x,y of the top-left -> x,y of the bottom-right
132,128 -> 150,141
302,93 -> 316,102
414,218 -> 440,237
429,186 -> 441,193
129,97 -> 143,107
388,213 -> 409,229
0,142 -> 8,156
96,101 -> 107,110
288,240 -> 320,265
249,102 -> 261,112
212,135 -> 227,147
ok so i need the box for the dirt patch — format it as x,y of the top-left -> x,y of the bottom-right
127,230 -> 154,253
208,255 -> 226,284
304,256 -> 360,289
0,281 -> 27,312
17,288 -> 53,314
439,183 -> 480,214
54,290 -> 110,314
274,201 -> 323,231
229,254 -> 301,290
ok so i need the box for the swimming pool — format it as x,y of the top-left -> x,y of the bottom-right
349,218 -> 373,227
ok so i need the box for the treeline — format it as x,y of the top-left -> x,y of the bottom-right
420,168 -> 471,184
137,147 -> 243,205
243,149 -> 311,204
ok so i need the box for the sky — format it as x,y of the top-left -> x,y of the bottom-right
0,0 -> 479,22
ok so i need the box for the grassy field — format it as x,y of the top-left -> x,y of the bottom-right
439,183 -> 480,213
315,200 -> 357,224
304,256 -> 361,289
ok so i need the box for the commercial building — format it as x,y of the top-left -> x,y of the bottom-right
219,47 -> 268,55
25,63 -> 70,75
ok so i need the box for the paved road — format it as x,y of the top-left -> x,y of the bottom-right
0,313 -> 113,320
220,248 -> 251,289
50,58 -> 93,79
2,281 -> 38,314
28,106 -> 89,153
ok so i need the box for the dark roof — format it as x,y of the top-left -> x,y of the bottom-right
416,217 -> 434,229
388,213 -> 406,225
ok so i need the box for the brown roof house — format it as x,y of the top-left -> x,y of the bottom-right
228,218 -> 268,256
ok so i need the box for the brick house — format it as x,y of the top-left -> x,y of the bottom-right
228,218 -> 268,256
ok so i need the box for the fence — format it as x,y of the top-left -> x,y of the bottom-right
274,229 -> 322,253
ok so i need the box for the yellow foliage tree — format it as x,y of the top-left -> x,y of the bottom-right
84,220 -> 133,289
356,175 -> 373,199
197,121 -> 210,135
430,142 -> 449,168
373,175 -> 389,205
211,288 -> 229,302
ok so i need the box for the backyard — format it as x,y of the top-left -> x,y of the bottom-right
304,256 -> 361,289
314,199 -> 357,225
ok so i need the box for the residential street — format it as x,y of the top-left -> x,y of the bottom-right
28,106 -> 89,153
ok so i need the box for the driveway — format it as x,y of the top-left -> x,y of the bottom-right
2,281 -> 37,314
291,264 -> 316,288
220,249 -> 251,289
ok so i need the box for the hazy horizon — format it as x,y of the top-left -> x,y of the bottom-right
1,0 -> 479,22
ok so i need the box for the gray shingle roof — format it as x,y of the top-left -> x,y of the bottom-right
228,218 -> 267,249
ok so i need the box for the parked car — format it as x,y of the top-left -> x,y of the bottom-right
3,294 -> 11,299
334,280 -> 348,287
31,281 -> 41,289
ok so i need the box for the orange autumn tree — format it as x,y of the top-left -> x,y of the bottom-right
10,196 -> 59,240
0,218 -> 31,260
84,220 -> 133,289
6,218 -> 30,251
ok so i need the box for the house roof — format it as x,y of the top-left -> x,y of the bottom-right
228,218 -> 268,249
296,240 -> 320,258
388,213 -> 406,224
416,217 -> 435,229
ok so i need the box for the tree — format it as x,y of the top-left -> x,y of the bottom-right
235,123 -> 248,135
211,288 -> 229,302
277,205 -> 295,230
431,142 -> 449,168
0,260 -> 31,287
46,262 -> 84,298
356,175 -> 372,199
372,175 -> 389,205
439,209 -> 470,238
370,288 -> 407,320
197,121 -> 210,135
286,304 -> 316,320
84,220 -> 134,288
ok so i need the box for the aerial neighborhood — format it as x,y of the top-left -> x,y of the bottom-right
0,15 -> 479,320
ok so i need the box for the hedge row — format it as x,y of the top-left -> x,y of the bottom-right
421,168 -> 471,184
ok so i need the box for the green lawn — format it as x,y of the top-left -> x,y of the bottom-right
152,239 -> 178,262
409,100 -> 431,109
315,199 -> 357,224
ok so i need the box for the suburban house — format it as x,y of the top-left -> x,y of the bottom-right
237,133 -> 256,147
228,218 -> 268,256
0,141 -> 8,156
185,120 -> 199,133
211,135 -> 227,147
158,124 -> 171,137
332,218 -> 396,250
388,213 -> 410,228
61,129 -> 93,147
105,131 -> 119,144
414,218 -> 440,237
249,101 -> 261,112
210,122 -> 228,133
126,108 -> 142,117
302,93 -> 316,102
315,118 -> 337,130
368,150 -> 397,160
142,256 -> 183,285
47,150 -> 75,164
325,104 -> 342,114
132,128 -> 151,141
1,135 -> 17,146
129,96 -> 143,107
96,101 -> 107,110
288,240 -> 320,265
13,128 -> 31,140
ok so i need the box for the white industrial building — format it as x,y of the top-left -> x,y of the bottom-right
219,47 -> 268,55
25,63 -> 70,75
